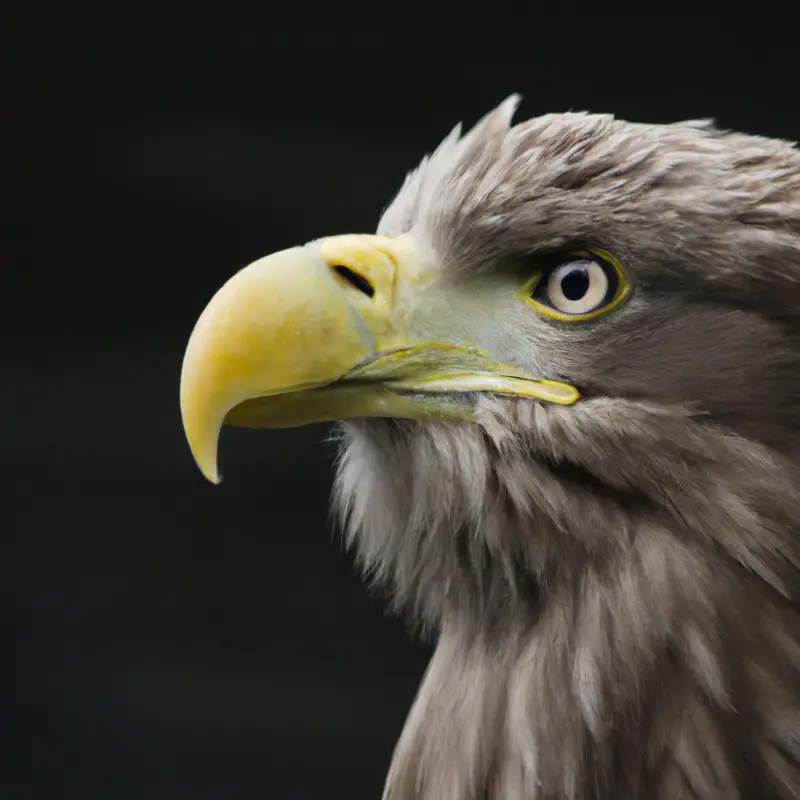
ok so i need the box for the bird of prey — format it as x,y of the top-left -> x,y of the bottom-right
179,96 -> 800,799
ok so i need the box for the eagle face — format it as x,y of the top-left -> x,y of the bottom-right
332,98 -> 800,627
180,98 -> 800,798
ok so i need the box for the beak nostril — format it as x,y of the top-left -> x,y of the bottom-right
332,265 -> 375,298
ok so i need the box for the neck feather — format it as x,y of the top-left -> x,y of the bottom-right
334,400 -> 800,798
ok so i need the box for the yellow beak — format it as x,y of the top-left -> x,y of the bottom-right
180,234 -> 578,483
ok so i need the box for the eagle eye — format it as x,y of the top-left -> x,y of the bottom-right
524,249 -> 630,322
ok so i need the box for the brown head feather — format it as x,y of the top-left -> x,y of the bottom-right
334,98 -> 800,799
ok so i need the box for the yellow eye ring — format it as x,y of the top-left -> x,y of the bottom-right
520,248 -> 631,322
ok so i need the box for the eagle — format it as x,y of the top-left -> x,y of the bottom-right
179,96 -> 800,799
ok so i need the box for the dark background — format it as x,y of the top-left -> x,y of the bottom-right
5,6 -> 799,798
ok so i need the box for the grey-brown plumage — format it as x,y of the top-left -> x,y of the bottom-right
333,98 -> 800,798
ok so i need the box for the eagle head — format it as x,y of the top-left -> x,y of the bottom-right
179,97 -> 800,799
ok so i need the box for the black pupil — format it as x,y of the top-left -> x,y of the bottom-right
560,263 -> 590,301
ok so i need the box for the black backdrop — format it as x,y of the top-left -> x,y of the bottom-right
5,7 -> 799,799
